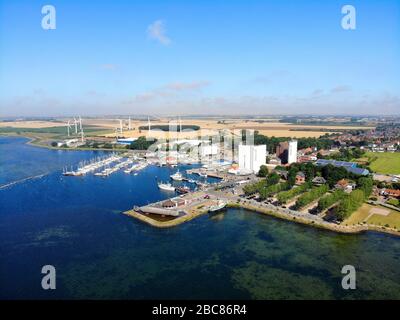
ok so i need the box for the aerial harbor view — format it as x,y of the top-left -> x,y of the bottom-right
1,0 -> 400,305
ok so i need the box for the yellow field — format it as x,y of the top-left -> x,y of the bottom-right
0,121 -> 65,128
99,119 -> 374,139
344,203 -> 400,229
1,119 -> 375,139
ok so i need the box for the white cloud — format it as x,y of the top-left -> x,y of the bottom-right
147,20 -> 171,45
330,85 -> 352,93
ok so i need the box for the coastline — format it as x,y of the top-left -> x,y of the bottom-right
231,202 -> 400,237
0,133 -> 126,152
123,201 -> 400,237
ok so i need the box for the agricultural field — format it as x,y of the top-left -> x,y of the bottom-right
1,118 -> 375,139
365,152 -> 400,175
343,203 -> 400,229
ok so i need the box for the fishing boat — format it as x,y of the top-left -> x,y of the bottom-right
209,200 -> 227,213
158,182 -> 175,192
170,170 -> 183,181
176,186 -> 190,194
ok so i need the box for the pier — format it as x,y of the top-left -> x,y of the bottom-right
123,190 -> 224,228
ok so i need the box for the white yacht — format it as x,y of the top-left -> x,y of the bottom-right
209,200 -> 227,213
170,170 -> 183,181
158,182 -> 176,192
199,172 -> 208,178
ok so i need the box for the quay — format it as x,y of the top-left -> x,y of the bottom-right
123,188 -> 400,237
123,190 -> 219,228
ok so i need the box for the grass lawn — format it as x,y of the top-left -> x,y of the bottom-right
365,152 -> 400,175
367,212 -> 400,229
344,203 -> 400,229
387,198 -> 399,207
343,203 -> 371,225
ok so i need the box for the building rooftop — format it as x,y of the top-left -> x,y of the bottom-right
315,159 -> 369,176
315,159 -> 357,168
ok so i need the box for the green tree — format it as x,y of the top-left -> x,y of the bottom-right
357,177 -> 373,198
257,165 -> 269,177
128,136 -> 156,150
266,172 -> 280,186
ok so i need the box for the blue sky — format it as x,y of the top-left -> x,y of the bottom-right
0,0 -> 399,116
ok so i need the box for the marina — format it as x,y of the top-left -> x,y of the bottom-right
63,154 -> 121,176
62,154 -> 151,177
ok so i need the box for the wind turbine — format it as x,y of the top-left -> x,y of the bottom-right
80,127 -> 85,142
128,117 -> 132,131
79,116 -> 85,142
73,117 -> 78,134
119,119 -> 123,134
148,116 -> 151,132
79,116 -> 82,132
66,120 -> 72,137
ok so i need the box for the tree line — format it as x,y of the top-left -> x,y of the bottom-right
294,185 -> 329,210
334,177 -> 374,220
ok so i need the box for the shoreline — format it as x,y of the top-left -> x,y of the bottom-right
0,133 -> 126,152
123,201 -> 400,237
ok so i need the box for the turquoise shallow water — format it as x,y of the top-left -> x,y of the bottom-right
0,136 -> 400,299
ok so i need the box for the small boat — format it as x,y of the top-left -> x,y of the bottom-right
158,182 -> 175,192
62,171 -> 77,176
199,172 -> 208,178
209,200 -> 227,213
176,186 -> 190,194
62,166 -> 80,176
170,170 -> 183,181
196,181 -> 208,187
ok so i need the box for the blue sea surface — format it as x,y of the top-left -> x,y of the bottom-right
0,136 -> 400,299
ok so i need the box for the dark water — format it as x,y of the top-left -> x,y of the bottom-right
0,136 -> 400,299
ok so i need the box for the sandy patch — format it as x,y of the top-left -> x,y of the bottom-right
369,207 -> 390,216
0,121 -> 65,128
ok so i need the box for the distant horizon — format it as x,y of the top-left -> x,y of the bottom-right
1,113 -> 399,120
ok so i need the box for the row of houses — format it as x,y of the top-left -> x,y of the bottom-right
380,189 -> 400,199
293,173 -> 355,193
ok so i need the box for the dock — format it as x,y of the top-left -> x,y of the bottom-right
123,190 -> 222,228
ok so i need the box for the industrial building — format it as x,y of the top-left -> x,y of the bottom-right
238,144 -> 267,174
276,140 -> 297,164
288,140 -> 298,164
